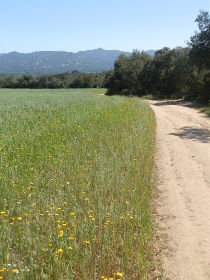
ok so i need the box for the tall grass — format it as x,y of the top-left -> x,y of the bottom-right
0,89 -> 155,280
203,104 -> 210,117
200,101 -> 210,117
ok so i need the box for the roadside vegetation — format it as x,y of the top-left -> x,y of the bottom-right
106,10 -> 210,106
200,106 -> 210,117
0,71 -> 107,89
0,88 -> 155,279
206,107 -> 210,117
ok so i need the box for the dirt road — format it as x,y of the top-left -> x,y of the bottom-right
149,100 -> 210,280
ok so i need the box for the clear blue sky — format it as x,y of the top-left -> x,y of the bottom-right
0,0 -> 209,53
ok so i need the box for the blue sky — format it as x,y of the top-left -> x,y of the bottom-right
0,0 -> 209,53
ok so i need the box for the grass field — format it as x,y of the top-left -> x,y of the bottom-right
0,88 -> 155,280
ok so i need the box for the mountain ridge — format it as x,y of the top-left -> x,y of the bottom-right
0,48 -> 155,74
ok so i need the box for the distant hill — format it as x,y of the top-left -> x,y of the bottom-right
146,50 -> 155,57
0,48 -> 155,74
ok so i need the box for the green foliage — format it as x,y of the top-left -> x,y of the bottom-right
188,10 -> 210,102
106,48 -> 190,99
106,10 -> 210,104
0,88 -> 155,279
141,48 -> 190,98
189,10 -> 210,69
0,72 -> 106,89
106,51 -> 151,96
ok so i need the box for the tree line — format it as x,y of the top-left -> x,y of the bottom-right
0,71 -> 107,89
106,10 -> 210,103
1,11 -> 209,104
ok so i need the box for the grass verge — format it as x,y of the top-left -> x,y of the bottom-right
200,104 -> 210,117
0,88 -> 155,280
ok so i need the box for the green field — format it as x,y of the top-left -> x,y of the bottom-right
0,89 -> 155,280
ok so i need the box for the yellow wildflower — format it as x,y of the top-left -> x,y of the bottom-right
59,230 -> 64,237
17,217 -> 22,221
70,234 -> 74,240
88,215 -> 95,221
12,268 -> 18,273
56,248 -> 63,255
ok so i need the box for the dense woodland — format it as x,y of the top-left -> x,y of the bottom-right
106,10 -> 210,103
0,71 -> 107,89
0,11 -> 209,104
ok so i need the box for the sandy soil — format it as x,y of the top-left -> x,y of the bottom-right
149,100 -> 210,280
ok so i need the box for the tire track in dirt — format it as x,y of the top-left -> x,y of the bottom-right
150,100 -> 210,280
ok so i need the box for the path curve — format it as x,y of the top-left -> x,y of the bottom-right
150,100 -> 210,280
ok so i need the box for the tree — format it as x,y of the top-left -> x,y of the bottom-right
190,10 -> 210,69
188,10 -> 210,102
140,48 -> 190,98
106,51 -> 151,96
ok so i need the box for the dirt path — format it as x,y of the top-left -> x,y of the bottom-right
149,100 -> 210,280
